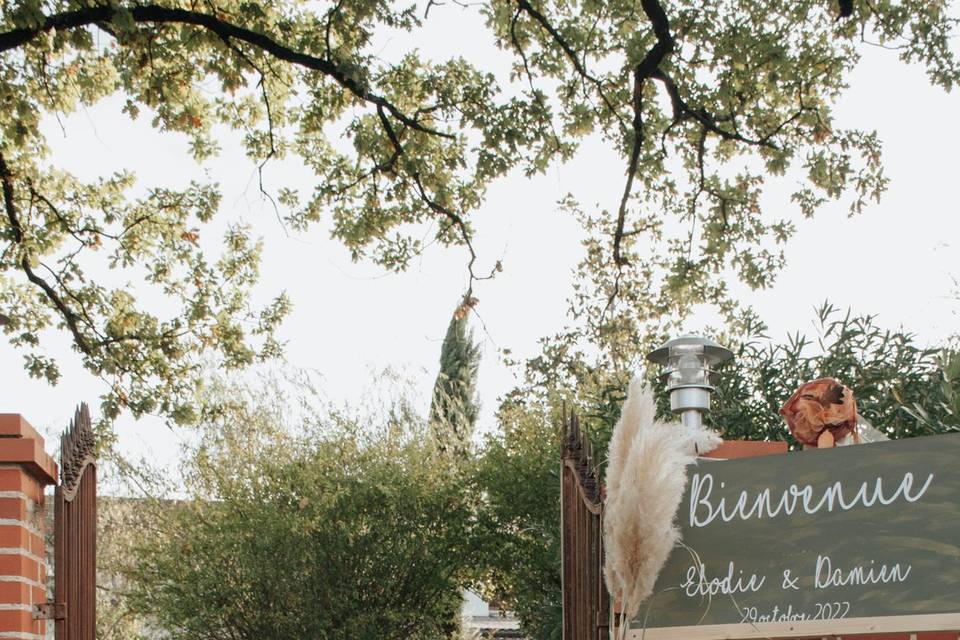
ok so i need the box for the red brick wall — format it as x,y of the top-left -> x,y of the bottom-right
0,414 -> 57,640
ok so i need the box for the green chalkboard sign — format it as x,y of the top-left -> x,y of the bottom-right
630,433 -> 960,640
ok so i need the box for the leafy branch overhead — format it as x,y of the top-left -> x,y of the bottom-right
495,0 -> 957,370
1,0 -> 957,424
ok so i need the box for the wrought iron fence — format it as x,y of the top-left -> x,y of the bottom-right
54,403 -> 97,640
560,409 -> 610,640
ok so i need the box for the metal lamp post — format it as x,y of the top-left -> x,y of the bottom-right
646,334 -> 734,430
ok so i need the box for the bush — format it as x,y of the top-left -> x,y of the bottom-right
702,303 -> 959,444
126,379 -> 478,640
475,400 -> 564,640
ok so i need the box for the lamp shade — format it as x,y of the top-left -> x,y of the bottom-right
646,334 -> 734,429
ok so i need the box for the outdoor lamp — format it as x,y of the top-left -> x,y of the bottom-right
646,334 -> 734,430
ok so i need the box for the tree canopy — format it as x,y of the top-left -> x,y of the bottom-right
1,0 -> 957,425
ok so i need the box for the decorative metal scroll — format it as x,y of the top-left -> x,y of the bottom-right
560,408 -> 610,640
54,403 -> 97,640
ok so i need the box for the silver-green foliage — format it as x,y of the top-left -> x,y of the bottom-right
126,376 -> 478,640
692,303 -> 960,444
96,495 -> 156,640
897,349 -> 960,433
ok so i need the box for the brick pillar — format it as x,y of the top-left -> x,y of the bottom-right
0,415 -> 57,640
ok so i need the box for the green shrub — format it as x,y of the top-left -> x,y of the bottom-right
127,380 -> 478,640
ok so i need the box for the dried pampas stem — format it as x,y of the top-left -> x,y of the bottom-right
603,379 -> 721,638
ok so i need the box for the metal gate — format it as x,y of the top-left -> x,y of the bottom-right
53,403 -> 97,639
560,409 -> 610,640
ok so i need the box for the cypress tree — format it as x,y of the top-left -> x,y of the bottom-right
429,300 -> 481,458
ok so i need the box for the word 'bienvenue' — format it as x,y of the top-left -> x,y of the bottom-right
688,471 -> 933,528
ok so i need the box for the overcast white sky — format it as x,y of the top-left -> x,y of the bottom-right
2,8 -> 958,474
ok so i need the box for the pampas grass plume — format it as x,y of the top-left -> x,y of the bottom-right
603,379 -> 721,634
